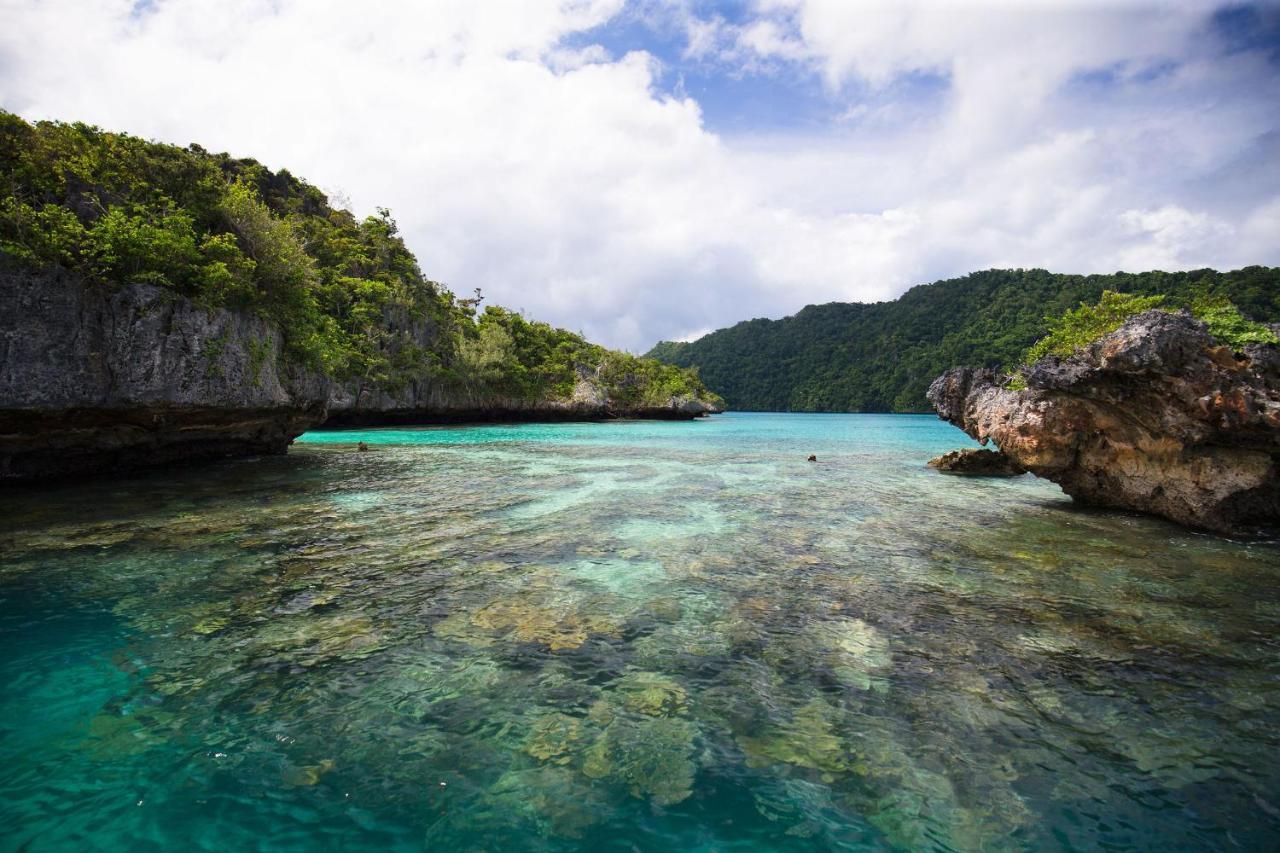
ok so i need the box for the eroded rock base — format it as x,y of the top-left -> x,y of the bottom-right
928,448 -> 1025,476
0,405 -> 324,480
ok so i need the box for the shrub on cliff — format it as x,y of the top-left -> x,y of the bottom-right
1022,291 -> 1168,363
1188,294 -> 1279,351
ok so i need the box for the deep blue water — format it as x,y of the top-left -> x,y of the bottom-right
1,413 -> 1278,851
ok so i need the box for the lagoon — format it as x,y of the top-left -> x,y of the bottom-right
2,413 -> 1278,850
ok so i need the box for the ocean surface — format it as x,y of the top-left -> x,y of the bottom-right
2,412 -> 1279,851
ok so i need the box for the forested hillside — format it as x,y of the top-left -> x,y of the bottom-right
646,267 -> 1280,412
0,112 -> 718,410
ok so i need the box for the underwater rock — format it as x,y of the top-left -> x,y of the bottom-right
816,617 -> 892,690
753,778 -> 838,839
80,711 -> 166,758
486,766 -> 608,839
929,310 -> 1280,533
927,448 -> 1025,477
281,759 -> 335,787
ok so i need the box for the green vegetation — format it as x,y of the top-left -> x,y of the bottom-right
1187,293 -> 1279,351
455,306 -> 714,407
647,267 -> 1280,412
1021,291 -> 1168,364
0,111 -> 716,408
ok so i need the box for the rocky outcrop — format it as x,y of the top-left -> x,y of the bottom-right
325,368 -> 717,426
322,302 -> 719,426
1,268 -> 717,480
927,448 -> 1025,476
928,310 -> 1280,533
0,267 -> 327,479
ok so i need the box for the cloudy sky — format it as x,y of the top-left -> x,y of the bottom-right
2,1 -> 1278,350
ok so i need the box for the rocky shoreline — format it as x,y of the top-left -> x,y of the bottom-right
928,310 -> 1280,534
0,270 -> 718,481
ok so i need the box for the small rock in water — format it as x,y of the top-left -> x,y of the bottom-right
807,455 -> 817,462
927,448 -> 1024,477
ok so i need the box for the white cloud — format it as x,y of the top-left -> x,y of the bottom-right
1117,205 -> 1236,270
0,0 -> 1277,351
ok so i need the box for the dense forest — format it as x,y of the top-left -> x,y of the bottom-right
0,112 -> 718,409
647,267 -> 1280,412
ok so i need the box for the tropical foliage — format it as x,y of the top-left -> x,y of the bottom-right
1021,291 -> 1168,364
0,111 -> 715,406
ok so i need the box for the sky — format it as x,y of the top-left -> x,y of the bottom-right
1,0 -> 1278,351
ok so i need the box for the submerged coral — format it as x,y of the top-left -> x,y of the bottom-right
524,713 -> 586,765
434,592 -> 622,651
614,671 -> 688,717
739,698 -> 854,781
3,415 -> 1279,851
583,716 -> 699,806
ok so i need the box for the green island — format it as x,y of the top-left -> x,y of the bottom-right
647,266 -> 1280,411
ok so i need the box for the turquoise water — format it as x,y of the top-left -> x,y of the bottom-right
2,412 -> 1279,851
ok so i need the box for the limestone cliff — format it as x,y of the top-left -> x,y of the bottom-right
928,310 -> 1280,534
0,267 -> 327,479
0,269 -> 717,480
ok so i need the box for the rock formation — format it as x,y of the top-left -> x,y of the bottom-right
0,267 -> 329,479
928,310 -> 1280,534
0,269 -> 717,480
927,448 -> 1025,476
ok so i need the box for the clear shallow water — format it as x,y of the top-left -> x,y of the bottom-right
2,412 -> 1279,851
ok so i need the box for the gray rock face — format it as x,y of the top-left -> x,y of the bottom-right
927,448 -> 1025,476
928,310 -> 1280,533
0,268 -> 327,479
0,268 -> 718,480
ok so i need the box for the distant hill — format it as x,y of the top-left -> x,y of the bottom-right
646,267 -> 1280,412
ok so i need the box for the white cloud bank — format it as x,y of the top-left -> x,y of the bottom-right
1,0 -> 1277,349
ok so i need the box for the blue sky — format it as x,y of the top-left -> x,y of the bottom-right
565,1 -> 849,133
3,0 -> 1280,350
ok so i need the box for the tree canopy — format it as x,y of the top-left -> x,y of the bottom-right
647,267 -> 1280,412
